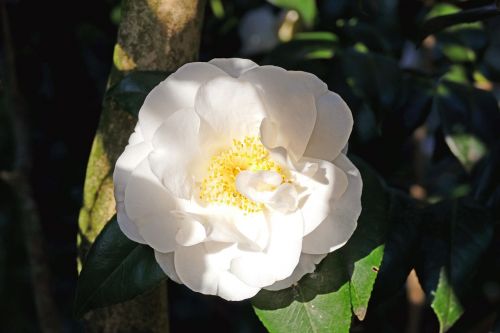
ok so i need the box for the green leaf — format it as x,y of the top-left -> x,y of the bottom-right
431,268 -> 464,333
433,81 -> 500,171
416,199 -> 494,332
444,133 -> 487,170
267,0 -> 317,27
342,21 -> 392,54
419,2 -> 500,43
74,216 -> 166,318
253,255 -> 352,333
106,71 -> 169,117
341,49 -> 402,122
253,157 -> 391,332
209,0 -> 225,19
370,192 -> 421,302
471,144 -> 500,206
265,32 -> 338,68
441,43 -> 476,62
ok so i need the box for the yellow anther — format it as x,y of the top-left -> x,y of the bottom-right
199,136 -> 288,213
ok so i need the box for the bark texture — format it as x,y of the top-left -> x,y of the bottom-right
78,1 -> 206,332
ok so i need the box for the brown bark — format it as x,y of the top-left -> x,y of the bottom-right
77,0 -> 206,332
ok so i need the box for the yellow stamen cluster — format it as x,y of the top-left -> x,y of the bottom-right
199,136 -> 287,213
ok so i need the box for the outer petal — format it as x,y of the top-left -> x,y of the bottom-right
174,242 -> 260,300
116,201 -> 145,244
217,271 -> 260,301
128,123 -> 144,145
295,71 -> 328,98
302,154 -> 362,254
304,91 -> 353,161
208,58 -> 258,78
138,62 -> 227,141
294,158 -> 349,235
195,76 -> 267,142
264,253 -> 326,291
241,66 -> 325,159
124,159 -> 179,253
149,109 -> 202,199
113,140 -> 152,202
154,251 -> 181,284
230,210 -> 303,288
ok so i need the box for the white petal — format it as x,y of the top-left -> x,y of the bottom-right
113,140 -> 152,202
230,252 -> 275,287
242,66 -> 324,159
230,210 -> 304,287
138,62 -> 227,141
179,203 -> 269,251
264,253 -> 326,291
265,183 -> 298,213
264,210 -> 303,280
217,271 -> 260,301
195,76 -> 267,141
175,219 -> 207,247
235,170 -> 298,213
209,58 -> 259,78
302,154 -> 362,254
149,109 -> 202,199
154,251 -> 181,284
295,71 -> 328,98
128,123 -> 144,145
294,158 -> 349,235
174,242 -> 259,300
232,211 -> 269,250
304,91 -> 353,161
124,159 -> 179,253
116,201 -> 146,244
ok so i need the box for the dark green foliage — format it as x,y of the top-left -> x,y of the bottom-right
419,1 -> 500,43
74,216 -> 166,318
107,71 -> 170,117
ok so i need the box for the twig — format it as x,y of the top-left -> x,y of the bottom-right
1,3 -> 62,332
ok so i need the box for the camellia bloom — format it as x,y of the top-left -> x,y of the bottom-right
113,58 -> 362,301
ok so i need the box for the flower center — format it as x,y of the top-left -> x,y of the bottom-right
199,136 -> 287,213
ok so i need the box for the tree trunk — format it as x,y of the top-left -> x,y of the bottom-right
77,1 -> 206,332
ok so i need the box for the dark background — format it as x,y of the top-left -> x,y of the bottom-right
1,0 -> 500,332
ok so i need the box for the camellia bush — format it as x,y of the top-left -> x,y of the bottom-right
6,0 -> 494,332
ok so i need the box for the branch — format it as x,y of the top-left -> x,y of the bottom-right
77,1 -> 207,332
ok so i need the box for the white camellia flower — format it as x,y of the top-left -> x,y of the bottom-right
113,58 -> 362,301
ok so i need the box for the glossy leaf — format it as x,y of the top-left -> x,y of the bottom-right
253,157 -> 391,332
416,199 -> 494,332
106,71 -> 169,117
419,2 -> 500,42
431,269 -> 464,333
341,49 -> 402,122
74,216 -> 167,318
433,81 -> 500,171
265,32 -> 338,68
370,192 -> 422,304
